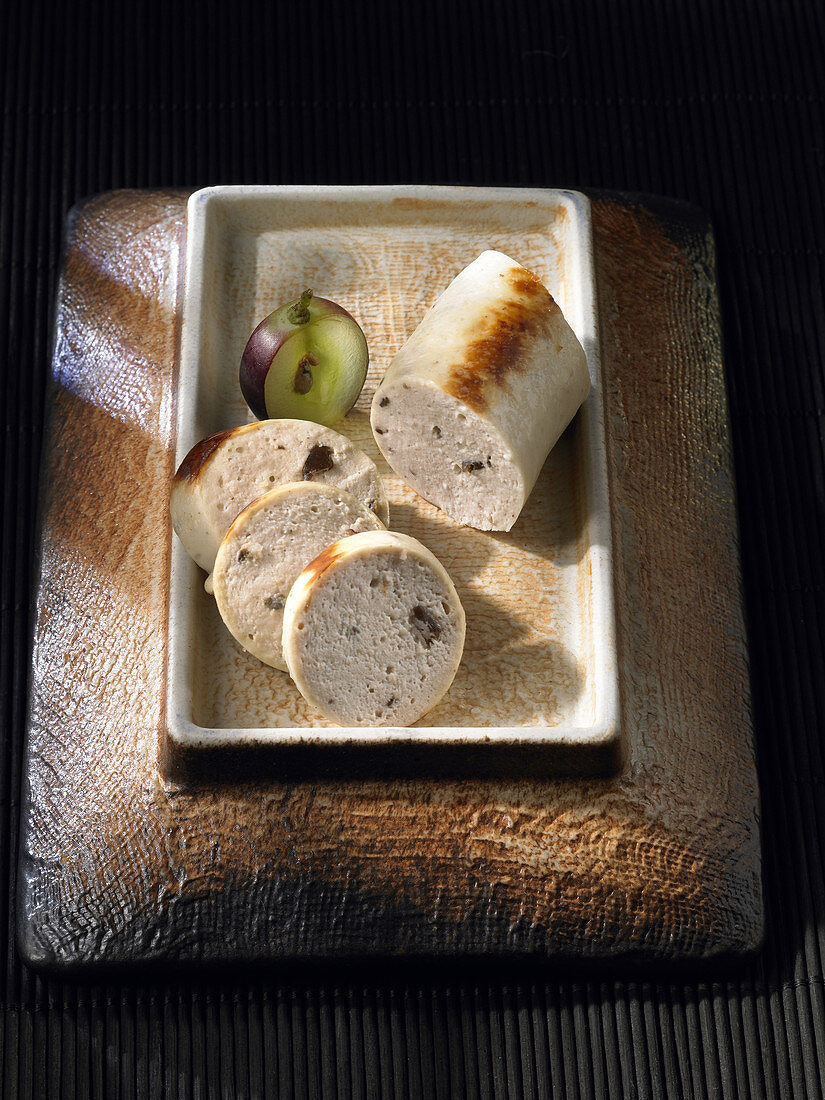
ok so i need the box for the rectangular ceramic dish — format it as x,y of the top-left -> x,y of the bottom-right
166,185 -> 620,772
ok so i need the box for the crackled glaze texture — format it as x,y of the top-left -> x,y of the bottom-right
18,190 -> 761,969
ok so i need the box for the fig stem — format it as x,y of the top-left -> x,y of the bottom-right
287,288 -> 314,326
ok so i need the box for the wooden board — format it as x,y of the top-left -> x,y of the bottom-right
18,189 -> 762,969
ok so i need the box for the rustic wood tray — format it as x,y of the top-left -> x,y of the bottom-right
18,189 -> 762,970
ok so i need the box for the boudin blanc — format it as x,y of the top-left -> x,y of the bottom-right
211,482 -> 385,671
370,250 -> 590,531
282,530 -> 465,727
170,418 -> 389,573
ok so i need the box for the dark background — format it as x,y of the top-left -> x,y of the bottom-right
3,0 -> 825,1095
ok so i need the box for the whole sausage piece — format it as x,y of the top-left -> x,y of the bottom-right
370,251 -> 590,531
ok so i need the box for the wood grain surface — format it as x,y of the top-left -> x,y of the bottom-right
18,189 -> 761,969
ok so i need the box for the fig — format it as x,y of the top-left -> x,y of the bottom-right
240,289 -> 369,425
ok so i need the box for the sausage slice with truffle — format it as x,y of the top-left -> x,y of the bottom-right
170,418 -> 389,573
212,482 -> 385,671
282,530 -> 465,727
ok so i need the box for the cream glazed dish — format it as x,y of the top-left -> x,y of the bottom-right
165,184 -> 620,775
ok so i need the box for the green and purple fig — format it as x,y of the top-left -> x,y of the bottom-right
240,289 -> 369,426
